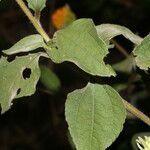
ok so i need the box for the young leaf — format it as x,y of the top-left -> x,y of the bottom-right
0,53 -> 43,113
96,24 -> 143,45
133,34 -> 150,70
65,83 -> 126,150
3,34 -> 45,55
46,19 -> 116,77
40,64 -> 61,93
27,0 -> 46,12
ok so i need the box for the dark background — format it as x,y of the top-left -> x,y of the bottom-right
0,0 -> 150,149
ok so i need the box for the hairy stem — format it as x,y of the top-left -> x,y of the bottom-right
123,100 -> 150,126
15,0 -> 50,42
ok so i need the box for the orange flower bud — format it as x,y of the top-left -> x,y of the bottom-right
51,5 -> 76,30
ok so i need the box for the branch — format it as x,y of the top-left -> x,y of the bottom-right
111,39 -> 129,57
15,0 -> 50,43
123,100 -> 150,126
34,11 -> 41,22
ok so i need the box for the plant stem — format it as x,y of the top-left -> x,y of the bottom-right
15,0 -> 50,43
111,39 -> 129,57
34,11 -> 41,22
123,100 -> 150,126
111,39 -> 150,125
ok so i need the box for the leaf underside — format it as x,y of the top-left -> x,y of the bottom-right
96,24 -> 143,45
3,34 -> 45,55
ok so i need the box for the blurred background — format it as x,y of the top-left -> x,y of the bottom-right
0,0 -> 150,149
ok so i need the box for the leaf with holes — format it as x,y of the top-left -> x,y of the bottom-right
46,19 -> 115,77
65,83 -> 126,150
3,34 -> 45,55
96,24 -> 143,45
0,53 -> 43,113
27,0 -> 47,11
133,34 -> 150,70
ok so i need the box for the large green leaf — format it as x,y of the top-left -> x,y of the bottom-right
96,24 -> 143,45
0,53 -> 43,113
133,34 -> 150,70
3,34 -> 45,55
27,0 -> 47,11
65,83 -> 126,150
46,19 -> 115,77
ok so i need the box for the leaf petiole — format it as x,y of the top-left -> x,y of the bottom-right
15,0 -> 50,43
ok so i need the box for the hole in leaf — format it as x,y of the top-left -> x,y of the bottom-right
7,55 -> 16,62
22,68 -> 31,79
17,88 -> 21,95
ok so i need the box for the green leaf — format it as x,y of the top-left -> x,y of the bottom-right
65,83 -> 126,150
27,0 -> 46,11
3,34 -> 45,55
0,53 -> 43,113
40,64 -> 61,92
96,24 -> 143,45
46,19 -> 115,77
133,34 -> 150,70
